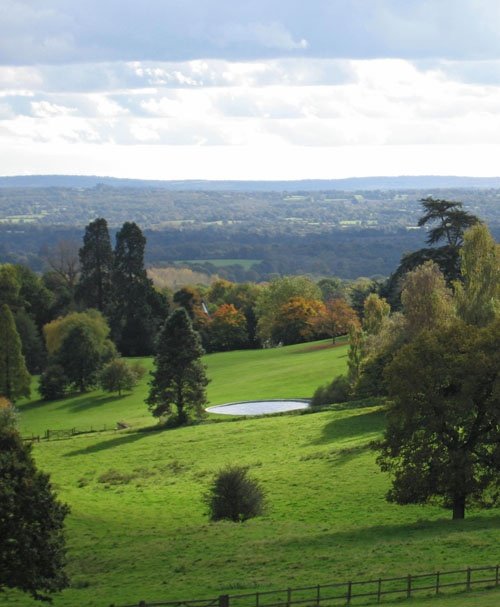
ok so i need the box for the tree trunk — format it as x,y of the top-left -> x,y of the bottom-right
452,494 -> 466,520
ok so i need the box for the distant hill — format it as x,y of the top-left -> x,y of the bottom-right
3,174 -> 500,191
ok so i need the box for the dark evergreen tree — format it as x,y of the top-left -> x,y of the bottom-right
77,218 -> 113,313
0,420 -> 69,600
112,222 -> 168,355
0,304 -> 30,402
382,198 -> 479,308
56,325 -> 101,393
14,309 -> 46,374
147,308 -> 208,425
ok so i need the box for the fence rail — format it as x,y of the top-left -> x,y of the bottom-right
22,423 -> 120,443
111,564 -> 500,607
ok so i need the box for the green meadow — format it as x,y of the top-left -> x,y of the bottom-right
8,340 -> 500,607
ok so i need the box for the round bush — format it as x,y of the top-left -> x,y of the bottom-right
205,466 -> 266,522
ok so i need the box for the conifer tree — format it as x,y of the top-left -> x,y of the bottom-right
0,410 -> 69,600
0,304 -> 30,402
77,217 -> 113,313
147,308 -> 208,425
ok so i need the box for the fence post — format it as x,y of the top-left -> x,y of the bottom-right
496,565 -> 499,587
407,574 -> 412,599
316,584 -> 320,606
138,601 -> 146,607
436,571 -> 440,595
466,567 -> 471,591
255,591 -> 259,607
219,594 -> 230,607
346,581 -> 352,605
377,578 -> 382,603
287,587 -> 292,607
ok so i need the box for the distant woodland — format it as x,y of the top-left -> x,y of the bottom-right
0,185 -> 499,281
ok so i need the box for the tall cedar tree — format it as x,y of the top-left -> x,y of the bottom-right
112,222 -> 168,356
0,304 -> 30,402
147,308 -> 208,425
382,198 -> 479,307
377,319 -> 500,520
77,218 -> 113,313
0,422 -> 69,600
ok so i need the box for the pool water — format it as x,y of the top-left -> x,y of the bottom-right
206,399 -> 310,416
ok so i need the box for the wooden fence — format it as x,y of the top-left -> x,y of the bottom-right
111,564 -> 499,607
22,423 -> 117,443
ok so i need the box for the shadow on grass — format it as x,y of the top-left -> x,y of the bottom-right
64,430 -> 152,457
313,409 -> 385,445
271,512 -> 500,553
59,393 -> 124,414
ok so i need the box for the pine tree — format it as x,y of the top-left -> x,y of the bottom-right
147,308 -> 208,425
77,217 -> 113,313
0,304 -> 30,402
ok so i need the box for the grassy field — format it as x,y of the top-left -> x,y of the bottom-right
7,340 -> 500,607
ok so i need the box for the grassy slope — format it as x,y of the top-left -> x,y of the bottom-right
7,340 -> 500,607
17,339 -> 347,435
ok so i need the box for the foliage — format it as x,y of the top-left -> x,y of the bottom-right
311,375 -> 351,407
376,319 -> 500,519
147,308 -> 208,424
56,325 -> 102,393
313,298 -> 359,343
271,296 -> 324,345
0,424 -> 69,601
14,309 -> 46,373
347,324 -> 365,389
98,358 -> 145,396
454,223 -> 500,326
0,263 -> 21,309
38,365 -> 68,401
362,293 -> 390,335
400,261 -> 455,337
112,222 -> 169,356
255,276 -> 322,344
205,304 -> 249,352
0,304 -> 30,402
418,197 -> 479,248
76,217 -> 114,313
205,466 -> 266,522
43,309 -> 115,357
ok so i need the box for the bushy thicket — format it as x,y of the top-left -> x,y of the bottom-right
205,466 -> 266,522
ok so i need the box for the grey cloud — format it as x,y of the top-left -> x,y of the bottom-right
2,1 -> 500,65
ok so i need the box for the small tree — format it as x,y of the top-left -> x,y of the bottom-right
147,308 -> 208,425
0,304 -> 31,402
313,298 -> 359,343
57,325 -> 102,393
39,364 -> 68,401
99,359 -> 145,396
0,417 -> 69,600
205,466 -> 266,522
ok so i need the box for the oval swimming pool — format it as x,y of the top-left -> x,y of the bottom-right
206,399 -> 310,416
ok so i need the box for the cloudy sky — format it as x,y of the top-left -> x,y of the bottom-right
2,0 -> 500,179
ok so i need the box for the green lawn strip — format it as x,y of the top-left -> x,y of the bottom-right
17,340 -> 347,435
6,407 -> 500,607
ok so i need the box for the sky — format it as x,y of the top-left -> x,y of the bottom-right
2,0 -> 500,180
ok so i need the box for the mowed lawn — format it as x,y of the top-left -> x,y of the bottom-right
7,339 -> 500,607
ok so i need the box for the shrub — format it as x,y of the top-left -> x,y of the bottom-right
38,364 -> 68,401
205,466 -> 266,522
311,374 -> 351,407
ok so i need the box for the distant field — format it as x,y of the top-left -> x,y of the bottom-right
178,258 -> 261,269
8,340 -> 500,607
